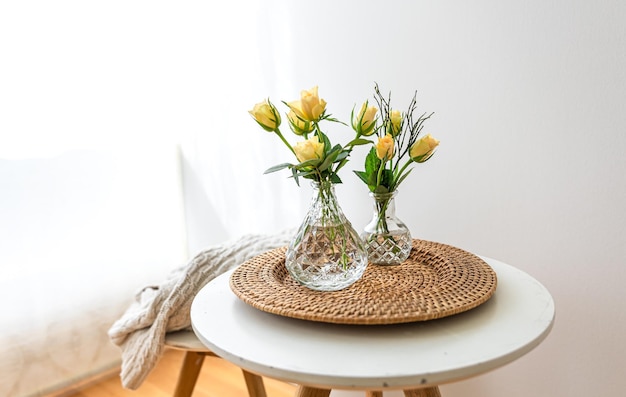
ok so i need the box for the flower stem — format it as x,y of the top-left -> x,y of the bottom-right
392,159 -> 414,191
376,196 -> 390,234
376,159 -> 385,187
316,181 -> 350,270
274,128 -> 296,157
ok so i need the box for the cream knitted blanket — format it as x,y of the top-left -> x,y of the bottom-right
107,231 -> 292,390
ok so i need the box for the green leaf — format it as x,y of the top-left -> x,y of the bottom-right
295,158 -> 321,169
381,169 -> 394,189
354,170 -> 370,185
293,168 -> 316,178
318,145 -> 341,172
318,132 -> 332,155
324,116 -> 348,126
364,147 -> 381,176
291,167 -> 300,186
335,150 -> 349,162
334,159 -> 348,174
330,173 -> 343,184
346,138 -> 373,147
330,143 -> 344,155
264,163 -> 292,174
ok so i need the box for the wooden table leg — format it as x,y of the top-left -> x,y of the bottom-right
241,369 -> 267,397
173,351 -> 206,397
403,386 -> 442,397
295,385 -> 331,397
366,392 -> 383,397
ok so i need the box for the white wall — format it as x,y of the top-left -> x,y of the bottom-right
236,1 -> 626,396
312,2 -> 626,396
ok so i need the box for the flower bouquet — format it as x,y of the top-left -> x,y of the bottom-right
249,86 -> 370,291
354,83 -> 439,265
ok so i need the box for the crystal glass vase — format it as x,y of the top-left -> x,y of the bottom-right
361,190 -> 412,265
285,181 -> 368,291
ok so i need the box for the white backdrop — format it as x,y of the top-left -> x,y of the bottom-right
2,1 -> 625,396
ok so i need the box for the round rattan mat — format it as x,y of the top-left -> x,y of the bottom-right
229,239 -> 497,325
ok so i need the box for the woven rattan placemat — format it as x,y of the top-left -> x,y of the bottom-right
229,239 -> 497,325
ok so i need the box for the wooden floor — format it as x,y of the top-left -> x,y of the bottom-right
68,349 -> 297,397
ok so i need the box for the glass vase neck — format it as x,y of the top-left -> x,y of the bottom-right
370,190 -> 398,200
311,180 -> 335,190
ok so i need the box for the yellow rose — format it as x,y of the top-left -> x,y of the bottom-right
352,102 -> 378,136
389,110 -> 402,136
410,134 -> 439,163
294,135 -> 325,163
288,86 -> 327,122
287,110 -> 313,136
375,134 -> 395,160
249,99 -> 281,132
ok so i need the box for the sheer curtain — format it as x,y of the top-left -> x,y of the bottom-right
0,0 -> 307,254
1,2 -> 293,395
178,0 -> 310,253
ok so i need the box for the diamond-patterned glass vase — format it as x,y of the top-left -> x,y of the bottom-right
285,181 -> 368,291
361,190 -> 412,265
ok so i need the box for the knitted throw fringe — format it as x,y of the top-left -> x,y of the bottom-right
107,230 -> 292,390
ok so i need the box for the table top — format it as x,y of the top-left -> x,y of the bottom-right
191,256 -> 555,391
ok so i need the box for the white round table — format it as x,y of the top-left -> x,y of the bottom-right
191,256 -> 554,396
